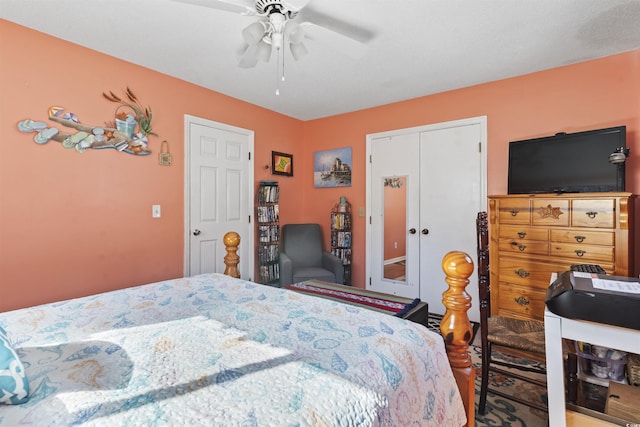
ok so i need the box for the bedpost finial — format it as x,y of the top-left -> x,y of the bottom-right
440,250 -> 474,369
224,231 -> 240,248
223,232 -> 241,278
442,251 -> 474,280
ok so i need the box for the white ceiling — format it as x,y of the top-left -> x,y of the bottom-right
2,0 -> 640,121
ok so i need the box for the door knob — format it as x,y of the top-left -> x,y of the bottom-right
193,229 -> 201,236
421,228 -> 429,235
408,228 -> 416,234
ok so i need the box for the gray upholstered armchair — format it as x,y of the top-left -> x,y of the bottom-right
279,223 -> 344,287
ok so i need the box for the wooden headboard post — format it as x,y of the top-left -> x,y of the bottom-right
223,231 -> 241,278
441,251 -> 476,427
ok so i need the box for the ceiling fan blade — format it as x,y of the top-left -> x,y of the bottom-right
297,5 -> 376,44
282,0 -> 312,12
238,43 -> 259,68
289,41 -> 309,61
172,0 -> 256,15
300,22 -> 368,59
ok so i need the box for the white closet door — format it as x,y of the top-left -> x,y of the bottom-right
369,133 -> 421,297
419,122 -> 483,320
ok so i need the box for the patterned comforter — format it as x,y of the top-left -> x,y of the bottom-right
0,274 -> 466,426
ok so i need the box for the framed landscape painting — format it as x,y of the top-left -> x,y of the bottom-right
314,147 -> 352,188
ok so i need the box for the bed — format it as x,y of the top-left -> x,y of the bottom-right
0,236 -> 475,426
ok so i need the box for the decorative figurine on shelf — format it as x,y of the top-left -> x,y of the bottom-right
339,196 -> 348,212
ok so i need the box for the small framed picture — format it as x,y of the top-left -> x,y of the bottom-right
272,151 -> 293,176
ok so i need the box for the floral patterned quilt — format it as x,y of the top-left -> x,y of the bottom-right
0,274 -> 465,426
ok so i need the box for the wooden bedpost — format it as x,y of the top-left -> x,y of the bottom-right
441,251 -> 475,427
223,232 -> 241,278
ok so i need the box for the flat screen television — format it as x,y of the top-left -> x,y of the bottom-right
507,126 -> 627,194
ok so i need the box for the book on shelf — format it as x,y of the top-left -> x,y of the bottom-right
258,182 -> 279,203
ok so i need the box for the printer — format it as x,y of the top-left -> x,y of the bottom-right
546,271 -> 640,330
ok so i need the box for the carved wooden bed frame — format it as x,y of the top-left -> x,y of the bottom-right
223,232 -> 476,426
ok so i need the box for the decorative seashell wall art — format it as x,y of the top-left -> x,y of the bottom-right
17,88 -> 158,157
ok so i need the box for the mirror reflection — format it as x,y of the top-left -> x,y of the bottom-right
383,177 -> 407,281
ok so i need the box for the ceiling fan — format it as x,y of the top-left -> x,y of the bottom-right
174,0 -> 375,92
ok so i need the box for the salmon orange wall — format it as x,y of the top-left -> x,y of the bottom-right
301,50 -> 640,288
0,20 -> 304,311
2,19 -> 639,310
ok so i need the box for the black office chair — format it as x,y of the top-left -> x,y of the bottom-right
279,224 -> 344,287
476,211 -> 548,414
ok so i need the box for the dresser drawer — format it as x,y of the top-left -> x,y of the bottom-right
532,199 -> 570,227
500,225 -> 548,242
498,199 -> 531,224
498,239 -> 549,256
497,283 -> 546,320
498,257 -> 565,289
571,199 -> 615,228
550,243 -> 614,264
549,229 -> 614,246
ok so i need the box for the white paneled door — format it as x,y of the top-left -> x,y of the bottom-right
367,117 -> 486,322
185,115 -> 254,279
369,132 -> 421,298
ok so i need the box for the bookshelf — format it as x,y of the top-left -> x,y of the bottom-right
331,197 -> 352,285
256,181 -> 280,286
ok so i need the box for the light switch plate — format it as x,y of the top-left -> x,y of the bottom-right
152,205 -> 161,218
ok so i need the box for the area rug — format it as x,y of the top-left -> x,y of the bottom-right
471,344 -> 548,427
286,280 -> 420,317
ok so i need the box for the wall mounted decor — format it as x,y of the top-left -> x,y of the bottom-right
314,147 -> 352,188
159,140 -> 172,166
16,87 -> 155,156
102,88 -> 156,138
272,151 -> 293,176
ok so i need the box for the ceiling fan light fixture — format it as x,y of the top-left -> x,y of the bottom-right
238,44 -> 259,68
256,40 -> 273,62
285,22 -> 305,45
268,12 -> 286,33
242,21 -> 267,45
271,32 -> 284,50
290,42 -> 308,60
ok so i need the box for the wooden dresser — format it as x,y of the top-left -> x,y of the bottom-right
488,193 -> 635,321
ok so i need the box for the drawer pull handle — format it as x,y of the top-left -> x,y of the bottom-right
510,242 -> 527,251
574,235 -> 585,243
515,268 -> 530,278
517,231 -> 527,238
586,211 -> 598,219
510,209 -> 519,216
514,296 -> 530,306
575,250 -> 587,257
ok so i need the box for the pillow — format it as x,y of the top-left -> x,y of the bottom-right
0,326 -> 29,404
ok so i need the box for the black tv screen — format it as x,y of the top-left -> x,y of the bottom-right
507,126 -> 626,194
